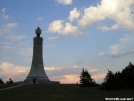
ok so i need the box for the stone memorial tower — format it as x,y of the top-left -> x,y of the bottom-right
25,27 -> 50,83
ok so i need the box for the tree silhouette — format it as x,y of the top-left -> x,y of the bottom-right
0,78 -> 4,84
6,78 -> 13,84
102,70 -> 117,90
80,68 -> 95,87
101,62 -> 134,90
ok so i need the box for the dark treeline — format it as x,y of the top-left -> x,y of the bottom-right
80,62 -> 134,91
0,78 -> 13,84
101,62 -> 134,90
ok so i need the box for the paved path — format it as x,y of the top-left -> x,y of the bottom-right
0,84 -> 25,91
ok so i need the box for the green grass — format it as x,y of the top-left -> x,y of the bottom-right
0,84 -> 134,101
0,84 -> 18,89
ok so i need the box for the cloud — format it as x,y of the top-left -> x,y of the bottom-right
99,33 -> 134,58
0,68 -> 4,72
68,7 -> 80,21
99,50 -> 134,58
1,8 -> 6,13
1,8 -> 9,20
92,73 -> 106,82
0,40 -> 32,57
58,75 -> 79,84
62,23 -> 83,36
48,36 -> 60,41
47,20 -> 83,36
0,62 -> 105,83
2,15 -> 9,20
45,66 -> 104,83
5,23 -> 18,28
5,34 -> 26,41
48,0 -> 134,38
73,65 -> 78,68
48,20 -> 64,33
0,42 -> 13,50
37,17 -> 43,21
97,24 -> 119,31
88,68 -> 98,72
50,73 -> 106,84
55,0 -> 72,5
44,67 -> 62,71
0,22 -> 18,35
0,62 -> 29,82
50,75 -> 79,84
46,66 -> 98,77
99,52 -> 105,56
78,0 -> 134,31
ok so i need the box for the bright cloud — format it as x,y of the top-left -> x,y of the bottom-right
0,62 -> 29,82
53,73 -> 106,84
49,0 -> 134,38
48,20 -> 64,33
48,36 -> 60,41
55,0 -> 72,5
58,75 -> 79,84
78,0 -> 134,31
47,20 -> 83,36
92,73 -> 106,82
44,67 -> 62,71
62,23 -> 83,36
0,62 -> 105,83
69,7 -> 80,21
73,65 -> 78,68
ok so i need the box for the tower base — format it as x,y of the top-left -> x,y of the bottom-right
24,78 -> 60,84
25,77 -> 50,84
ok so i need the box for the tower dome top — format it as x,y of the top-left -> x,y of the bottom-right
35,26 -> 42,37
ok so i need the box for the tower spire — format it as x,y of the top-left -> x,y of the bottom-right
35,26 -> 42,37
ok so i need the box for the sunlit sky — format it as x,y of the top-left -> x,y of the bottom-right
0,0 -> 134,83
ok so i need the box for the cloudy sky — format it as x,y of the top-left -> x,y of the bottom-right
0,0 -> 134,84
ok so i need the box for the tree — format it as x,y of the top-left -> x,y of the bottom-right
6,78 -> 13,84
103,70 -> 117,90
80,68 -> 95,87
101,62 -> 134,90
0,78 -> 4,84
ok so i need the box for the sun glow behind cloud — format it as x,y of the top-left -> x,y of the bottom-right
0,62 -> 105,83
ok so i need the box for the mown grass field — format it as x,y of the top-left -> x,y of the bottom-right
0,84 -> 18,89
0,84 -> 134,101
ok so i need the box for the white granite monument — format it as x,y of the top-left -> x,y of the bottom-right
25,27 -> 50,84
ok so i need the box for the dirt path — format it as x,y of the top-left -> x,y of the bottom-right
0,84 -> 25,91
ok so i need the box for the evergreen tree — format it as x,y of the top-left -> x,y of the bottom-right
103,70 -> 117,90
80,68 -> 95,87
0,78 -> 4,84
101,62 -> 134,90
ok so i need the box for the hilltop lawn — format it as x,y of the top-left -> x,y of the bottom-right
0,84 -> 134,101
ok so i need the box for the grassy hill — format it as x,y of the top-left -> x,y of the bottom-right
0,84 -> 134,101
